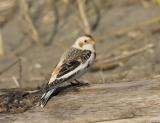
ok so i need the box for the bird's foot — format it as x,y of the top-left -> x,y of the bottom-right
70,80 -> 89,87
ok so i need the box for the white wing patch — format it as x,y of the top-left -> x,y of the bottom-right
57,52 -> 95,80
48,51 -> 95,85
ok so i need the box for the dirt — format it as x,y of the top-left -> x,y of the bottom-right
0,0 -> 160,89
0,88 -> 40,113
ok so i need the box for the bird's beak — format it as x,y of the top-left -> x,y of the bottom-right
89,39 -> 96,45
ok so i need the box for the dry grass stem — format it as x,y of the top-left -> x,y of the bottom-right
18,57 -> 22,87
12,76 -> 21,88
0,29 -> 4,56
77,0 -> 91,34
0,58 -> 21,76
108,16 -> 160,37
93,44 -> 154,71
0,57 -> 23,87
0,0 -> 15,12
19,0 -> 42,46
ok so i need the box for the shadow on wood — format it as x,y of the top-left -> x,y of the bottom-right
0,82 -> 88,113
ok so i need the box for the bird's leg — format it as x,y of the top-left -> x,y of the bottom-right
70,79 -> 81,86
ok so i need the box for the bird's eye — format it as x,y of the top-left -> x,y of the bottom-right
84,40 -> 87,43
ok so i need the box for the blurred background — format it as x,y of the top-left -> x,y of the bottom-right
0,0 -> 160,89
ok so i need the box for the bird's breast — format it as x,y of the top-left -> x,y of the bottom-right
89,52 -> 96,65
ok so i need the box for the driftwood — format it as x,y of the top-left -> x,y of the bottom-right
0,79 -> 160,122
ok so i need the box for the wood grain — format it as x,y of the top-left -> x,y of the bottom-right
1,79 -> 160,123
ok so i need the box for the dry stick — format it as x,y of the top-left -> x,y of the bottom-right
0,58 -> 22,87
108,17 -> 160,37
12,76 -> 20,88
0,0 -> 15,11
93,44 -> 154,70
0,59 -> 19,76
18,57 -> 22,88
0,28 -> 3,56
4,38 -> 33,61
19,0 -> 42,46
77,0 -> 91,34
44,0 -> 59,46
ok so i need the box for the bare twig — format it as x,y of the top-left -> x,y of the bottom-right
25,89 -> 40,94
19,0 -> 42,46
18,57 -> 22,87
77,0 -> 91,34
90,0 -> 101,30
99,44 -> 153,64
12,76 -> 20,88
0,28 -> 4,56
0,57 -> 23,87
0,0 -> 15,12
98,71 -> 105,83
44,0 -> 59,46
0,59 -> 19,76
92,44 -> 154,71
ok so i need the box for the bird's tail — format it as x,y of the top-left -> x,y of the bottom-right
40,87 -> 56,108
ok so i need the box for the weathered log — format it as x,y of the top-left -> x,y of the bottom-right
1,79 -> 160,123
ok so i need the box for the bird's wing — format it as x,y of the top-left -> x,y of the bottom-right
40,49 -> 92,108
56,60 -> 81,78
48,49 -> 92,86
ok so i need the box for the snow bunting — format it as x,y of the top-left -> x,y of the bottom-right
40,35 -> 96,108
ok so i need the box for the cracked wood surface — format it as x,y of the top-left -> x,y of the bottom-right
1,79 -> 160,123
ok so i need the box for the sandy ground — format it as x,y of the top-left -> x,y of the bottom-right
0,0 -> 160,89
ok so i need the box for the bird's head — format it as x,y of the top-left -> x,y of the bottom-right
72,35 -> 96,52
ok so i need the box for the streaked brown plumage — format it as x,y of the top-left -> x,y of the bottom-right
40,35 -> 96,108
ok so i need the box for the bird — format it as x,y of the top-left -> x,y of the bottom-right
40,34 -> 96,108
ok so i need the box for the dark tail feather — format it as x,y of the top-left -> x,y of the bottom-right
40,88 -> 56,108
